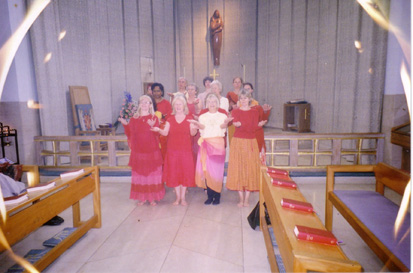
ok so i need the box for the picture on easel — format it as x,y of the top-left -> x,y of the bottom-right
75,104 -> 96,131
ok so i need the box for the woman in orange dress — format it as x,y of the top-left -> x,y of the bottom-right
119,95 -> 164,206
226,89 -> 267,207
152,83 -> 172,159
151,95 -> 198,206
243,82 -> 272,164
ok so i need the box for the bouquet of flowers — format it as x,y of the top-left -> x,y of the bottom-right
114,91 -> 137,128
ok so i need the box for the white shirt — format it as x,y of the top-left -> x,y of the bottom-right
199,112 -> 227,138
219,97 -> 229,113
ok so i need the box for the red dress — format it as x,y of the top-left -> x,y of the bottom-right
156,99 -> 172,159
162,114 -> 196,188
123,115 -> 164,201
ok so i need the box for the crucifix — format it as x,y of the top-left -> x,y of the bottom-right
209,69 -> 220,80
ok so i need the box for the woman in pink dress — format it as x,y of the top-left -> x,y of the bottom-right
151,95 -> 198,206
118,95 -> 165,206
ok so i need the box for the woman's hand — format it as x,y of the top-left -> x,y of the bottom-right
147,118 -> 156,128
150,127 -> 161,133
258,120 -> 267,127
118,117 -> 128,125
233,121 -> 241,127
262,104 -> 272,112
220,116 -> 234,128
188,119 -> 204,130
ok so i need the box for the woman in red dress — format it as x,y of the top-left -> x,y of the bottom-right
226,89 -> 267,207
118,95 -> 165,206
151,94 -> 198,206
152,83 -> 172,159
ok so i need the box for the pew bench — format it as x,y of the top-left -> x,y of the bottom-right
259,167 -> 361,272
1,166 -> 101,272
325,163 -> 410,272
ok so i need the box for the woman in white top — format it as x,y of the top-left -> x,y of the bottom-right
210,80 -> 229,113
189,93 -> 232,205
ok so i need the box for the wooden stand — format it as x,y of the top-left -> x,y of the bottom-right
0,122 -> 20,164
0,166 -> 101,271
283,103 -> 311,133
259,167 -> 361,272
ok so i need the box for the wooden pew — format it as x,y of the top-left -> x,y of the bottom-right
259,167 -> 361,272
325,163 -> 410,272
0,166 -> 101,272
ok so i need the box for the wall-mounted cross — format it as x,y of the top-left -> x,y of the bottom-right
209,69 -> 220,80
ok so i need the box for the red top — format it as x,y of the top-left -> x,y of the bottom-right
123,115 -> 162,174
166,114 -> 194,152
163,114 -> 196,187
156,99 -> 172,121
232,108 -> 260,139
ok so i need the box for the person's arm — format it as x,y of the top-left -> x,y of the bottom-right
188,119 -> 205,130
151,121 -> 170,136
220,116 -> 234,129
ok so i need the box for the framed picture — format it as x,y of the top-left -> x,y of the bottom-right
75,104 -> 96,131
143,82 -> 153,95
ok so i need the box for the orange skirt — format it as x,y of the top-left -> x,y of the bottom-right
226,137 -> 261,191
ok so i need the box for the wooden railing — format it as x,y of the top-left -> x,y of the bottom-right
264,133 -> 385,171
34,135 -> 130,170
34,132 -> 385,171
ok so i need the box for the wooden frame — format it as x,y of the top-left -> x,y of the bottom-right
325,163 -> 410,272
0,166 -> 101,271
259,167 -> 361,272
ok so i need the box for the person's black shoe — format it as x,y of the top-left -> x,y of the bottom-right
204,198 -> 213,205
212,198 -> 220,205
43,215 -> 64,226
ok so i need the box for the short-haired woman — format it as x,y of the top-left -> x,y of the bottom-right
189,93 -> 232,205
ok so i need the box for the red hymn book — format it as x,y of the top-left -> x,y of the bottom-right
271,178 -> 297,189
294,225 -> 338,245
281,198 -> 313,213
267,167 -> 289,176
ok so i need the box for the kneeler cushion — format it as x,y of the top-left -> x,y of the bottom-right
334,190 -> 410,269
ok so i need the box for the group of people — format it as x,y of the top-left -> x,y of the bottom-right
119,76 -> 272,207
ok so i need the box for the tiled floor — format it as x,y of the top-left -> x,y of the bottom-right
0,175 -> 396,272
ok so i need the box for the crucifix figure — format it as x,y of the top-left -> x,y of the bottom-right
210,10 -> 223,66
209,69 -> 220,80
